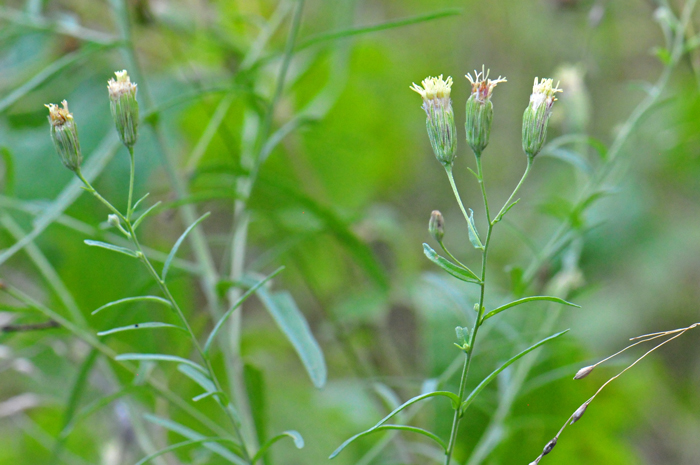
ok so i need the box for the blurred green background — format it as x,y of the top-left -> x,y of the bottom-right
1,0 -> 700,464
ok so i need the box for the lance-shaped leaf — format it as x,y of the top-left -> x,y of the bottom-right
460,329 -> 569,414
423,243 -> 480,283
481,296 -> 580,323
253,430 -> 304,463
142,413 -> 245,464
114,354 -> 208,376
132,201 -> 162,230
84,240 -> 138,257
466,208 -> 483,249
97,322 -> 184,336
161,212 -> 210,281
254,287 -> 327,388
135,438 -> 241,465
91,296 -> 172,316
329,391 -> 459,458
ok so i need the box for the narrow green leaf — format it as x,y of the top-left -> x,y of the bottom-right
84,239 -> 138,257
0,147 -> 15,195
91,296 -> 172,316
466,208 -> 483,249
540,147 -> 594,175
297,8 -> 461,50
253,430 -> 304,463
204,267 -> 284,354
132,201 -> 162,230
177,364 -> 216,393
494,199 -> 520,223
329,391 -> 459,459
330,425 -> 445,459
161,212 -> 210,281
482,296 -> 580,322
245,364 -> 267,446
423,243 -> 480,283
131,193 -> 151,213
254,288 -> 327,388
193,391 -> 227,402
142,414 -> 245,464
97,322 -> 184,336
460,330 -> 570,413
115,354 -> 208,376
134,438 -> 241,465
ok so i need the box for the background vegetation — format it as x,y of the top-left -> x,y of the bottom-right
1,0 -> 699,464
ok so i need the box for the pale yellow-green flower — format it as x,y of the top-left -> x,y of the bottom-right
410,75 -> 457,166
464,66 -> 506,155
522,77 -> 563,159
107,70 -> 139,148
45,100 -> 82,172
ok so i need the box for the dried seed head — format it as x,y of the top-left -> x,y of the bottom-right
574,365 -> 595,379
45,100 -> 82,172
429,210 -> 445,242
542,437 -> 557,456
410,75 -> 457,166
522,77 -> 562,159
107,70 -> 139,148
464,66 -> 506,155
570,401 -> 589,424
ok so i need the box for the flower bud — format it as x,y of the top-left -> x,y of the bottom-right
410,75 -> 457,166
429,210 -> 445,242
522,77 -> 562,159
573,364 -> 594,379
108,214 -> 120,228
464,67 -> 506,155
108,70 -> 139,148
570,401 -> 589,424
542,437 -> 557,456
45,100 -> 82,172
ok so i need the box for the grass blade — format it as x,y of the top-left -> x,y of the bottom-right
161,212 -> 210,281
91,296 -> 172,316
460,330 -> 570,413
481,296 -> 579,322
253,430 -> 304,463
134,438 -> 242,465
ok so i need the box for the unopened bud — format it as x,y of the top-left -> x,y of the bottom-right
108,70 -> 139,148
464,67 -> 506,155
410,75 -> 457,166
542,437 -> 557,456
46,101 -> 82,172
570,401 -> 589,424
573,365 -> 594,379
108,214 -> 120,228
429,210 -> 445,242
522,78 -> 562,159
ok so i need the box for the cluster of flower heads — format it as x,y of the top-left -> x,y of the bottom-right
46,70 -> 140,172
411,67 -> 562,164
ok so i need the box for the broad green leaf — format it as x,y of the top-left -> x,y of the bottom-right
84,240 -> 138,257
423,244 -> 480,283
115,354 -> 208,376
254,287 -> 327,388
91,296 -> 172,316
460,330 -> 570,414
297,8 -> 461,50
481,296 -> 580,322
142,414 -> 245,464
253,430 -> 304,463
97,322 -> 184,336
132,201 -> 162,230
466,208 -> 483,249
329,391 -> 459,458
204,267 -> 284,354
161,212 -> 210,280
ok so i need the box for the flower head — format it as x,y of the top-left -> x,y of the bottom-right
107,70 -> 139,148
45,100 -> 82,172
464,66 -> 506,155
522,77 -> 563,159
465,66 -> 506,103
410,75 -> 457,166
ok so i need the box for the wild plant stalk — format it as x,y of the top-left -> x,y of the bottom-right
331,72 -> 578,464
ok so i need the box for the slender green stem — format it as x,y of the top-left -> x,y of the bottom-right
126,145 -> 135,219
445,165 -> 472,226
493,157 -> 532,224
